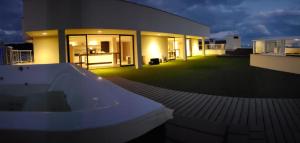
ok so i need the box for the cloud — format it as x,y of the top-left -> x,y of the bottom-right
210,31 -> 238,39
255,24 -> 271,35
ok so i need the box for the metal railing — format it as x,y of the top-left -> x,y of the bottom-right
11,50 -> 33,64
205,44 -> 225,50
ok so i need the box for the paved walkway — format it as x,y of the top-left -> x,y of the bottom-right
107,77 -> 300,143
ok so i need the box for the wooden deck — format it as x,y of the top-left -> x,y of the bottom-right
107,77 -> 300,143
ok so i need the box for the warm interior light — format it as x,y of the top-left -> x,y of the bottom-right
69,42 -> 78,46
98,30 -> 103,33
42,32 -> 48,36
149,41 -> 161,59
157,34 -> 161,36
88,41 -> 98,46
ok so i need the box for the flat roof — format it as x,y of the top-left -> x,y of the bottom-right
254,36 -> 300,41
120,0 -> 209,28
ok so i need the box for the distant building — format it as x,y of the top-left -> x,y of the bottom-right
198,35 -> 242,56
225,35 -> 241,51
251,36 -> 300,74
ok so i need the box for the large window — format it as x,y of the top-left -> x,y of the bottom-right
67,34 -> 134,69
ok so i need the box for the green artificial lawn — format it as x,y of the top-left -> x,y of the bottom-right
92,56 -> 300,98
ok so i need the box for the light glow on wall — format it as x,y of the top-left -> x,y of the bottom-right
88,41 -> 99,46
149,41 -> 161,59
69,42 -> 78,46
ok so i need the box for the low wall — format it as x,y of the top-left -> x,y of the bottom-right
250,54 -> 300,74
205,49 -> 225,55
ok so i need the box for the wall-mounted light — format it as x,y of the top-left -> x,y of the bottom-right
42,32 -> 47,36
294,38 -> 300,41
97,30 -> 103,33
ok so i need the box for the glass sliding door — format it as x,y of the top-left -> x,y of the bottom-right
87,35 -> 120,69
68,35 -> 88,69
67,34 -> 135,69
120,35 -> 134,66
168,37 -> 176,60
186,39 -> 192,57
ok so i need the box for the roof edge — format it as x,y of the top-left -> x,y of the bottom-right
119,0 -> 209,28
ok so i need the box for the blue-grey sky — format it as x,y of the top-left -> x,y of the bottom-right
0,0 -> 300,45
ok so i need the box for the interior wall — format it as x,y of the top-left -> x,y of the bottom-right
176,38 -> 184,59
141,35 -> 168,64
33,36 -> 59,64
191,39 -> 200,56
255,40 -> 265,53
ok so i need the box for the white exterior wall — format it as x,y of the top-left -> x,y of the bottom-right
225,35 -> 241,50
250,54 -> 300,74
23,0 -> 209,37
141,35 -> 168,64
32,36 -> 59,64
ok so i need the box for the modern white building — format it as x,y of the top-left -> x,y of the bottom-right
23,0 -> 210,69
251,36 -> 300,74
253,36 -> 300,56
225,35 -> 241,51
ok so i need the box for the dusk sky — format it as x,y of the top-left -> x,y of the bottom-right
0,0 -> 300,46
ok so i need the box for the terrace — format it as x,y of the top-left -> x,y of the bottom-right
92,56 -> 300,98
92,56 -> 300,143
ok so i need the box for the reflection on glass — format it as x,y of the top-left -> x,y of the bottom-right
120,36 -> 134,66
68,36 -> 88,69
86,35 -> 120,69
68,34 -> 135,69
168,38 -> 176,60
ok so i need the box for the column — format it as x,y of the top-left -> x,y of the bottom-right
202,37 -> 206,56
183,35 -> 187,61
135,30 -> 143,69
58,29 -> 66,63
280,40 -> 285,56
253,41 -> 256,54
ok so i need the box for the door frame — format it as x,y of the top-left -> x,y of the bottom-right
66,34 -> 135,69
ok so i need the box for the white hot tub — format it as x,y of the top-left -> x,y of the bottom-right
0,64 -> 173,143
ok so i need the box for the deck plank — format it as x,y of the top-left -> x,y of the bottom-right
193,95 -> 218,118
240,98 -> 250,125
273,99 -> 296,143
202,96 -> 223,120
261,99 -> 276,143
208,97 -> 227,122
215,97 -> 233,123
224,98 -> 239,124
184,95 -> 212,118
175,94 -> 206,116
248,99 -> 257,127
266,99 -> 285,143
107,77 -> 300,143
232,98 -> 244,125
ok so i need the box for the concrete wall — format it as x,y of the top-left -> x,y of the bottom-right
23,0 -> 209,37
191,39 -> 200,56
250,54 -> 300,74
33,36 -> 59,64
141,35 -> 168,64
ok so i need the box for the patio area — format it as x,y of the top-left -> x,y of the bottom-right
92,56 -> 300,98
108,77 -> 300,143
